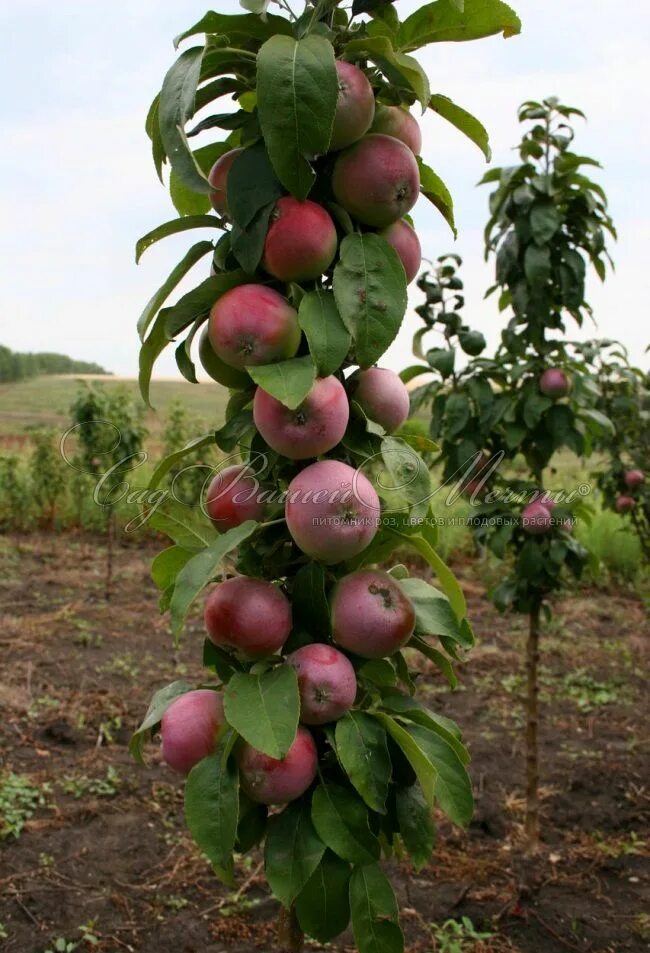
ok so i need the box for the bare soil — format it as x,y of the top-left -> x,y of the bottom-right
0,533 -> 648,953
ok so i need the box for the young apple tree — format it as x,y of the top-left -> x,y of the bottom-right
575,338 -> 650,561
127,1 -> 523,950
408,98 -> 615,852
69,384 -> 147,597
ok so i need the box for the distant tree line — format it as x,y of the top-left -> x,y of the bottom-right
0,345 -> 110,382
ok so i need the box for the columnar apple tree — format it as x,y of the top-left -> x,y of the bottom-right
129,2 -> 522,949
575,338 -> 650,562
408,98 -> 615,850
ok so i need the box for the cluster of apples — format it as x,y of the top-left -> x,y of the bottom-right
615,468 -> 645,513
161,565 -> 416,803
199,60 -> 423,391
159,62 -> 427,803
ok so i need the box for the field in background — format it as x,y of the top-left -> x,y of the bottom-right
0,374 -> 645,585
0,375 -> 229,450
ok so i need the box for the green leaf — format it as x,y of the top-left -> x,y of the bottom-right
396,430 -> 439,454
429,94 -> 491,160
296,851 -> 351,943
410,636 -> 457,688
247,357 -> 316,410
159,46 -> 211,194
397,577 -> 466,642
230,201 -> 275,274
580,408 -> 615,434
137,240 -> 214,342
185,743 -> 239,884
529,201 -> 561,245
129,680 -> 192,764
524,243 -> 551,288
427,346 -> 456,377
311,784 -> 380,865
170,142 -> 232,216
143,497 -> 217,551
148,434 -> 215,490
386,531 -> 466,620
170,521 -> 258,637
406,724 -> 473,826
298,290 -> 351,377
398,0 -> 521,51
145,93 -> 165,181
174,11 -> 292,48
150,545 -> 194,592
333,233 -> 407,368
214,410 -> 255,453
335,712 -> 392,814
396,785 -> 435,870
227,140 -> 284,229
373,713 -> 437,807
139,308 -> 173,407
265,799 -> 325,906
380,692 -> 469,764
344,36 -> 430,109
257,35 -> 338,198
417,159 -> 456,236
292,563 -> 331,637
224,665 -> 300,759
443,392 -> 471,436
135,215 -> 221,264
399,364 -> 430,384
359,659 -> 398,688
380,436 -> 431,519
349,864 -> 404,953
236,795 -> 267,852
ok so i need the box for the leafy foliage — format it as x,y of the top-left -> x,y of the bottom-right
576,339 -> 650,562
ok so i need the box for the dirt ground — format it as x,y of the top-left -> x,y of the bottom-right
0,533 -> 648,953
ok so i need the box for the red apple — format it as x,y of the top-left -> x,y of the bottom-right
521,500 -> 553,534
539,368 -> 571,398
160,689 -> 224,774
330,60 -> 376,151
287,643 -> 357,724
331,569 -> 415,659
208,148 -> 243,216
332,134 -> 420,228
253,376 -> 349,460
624,469 -> 645,489
204,576 -> 291,658
349,367 -> 410,433
615,495 -> 635,513
237,726 -> 318,805
285,459 -> 379,564
378,219 -> 421,284
208,284 -> 301,370
370,104 -> 422,155
262,197 -> 338,282
205,464 -> 266,530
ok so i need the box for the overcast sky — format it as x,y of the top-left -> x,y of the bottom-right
1,0 -> 648,389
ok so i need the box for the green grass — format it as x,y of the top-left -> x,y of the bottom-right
576,506 -> 643,582
0,375 -> 230,446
